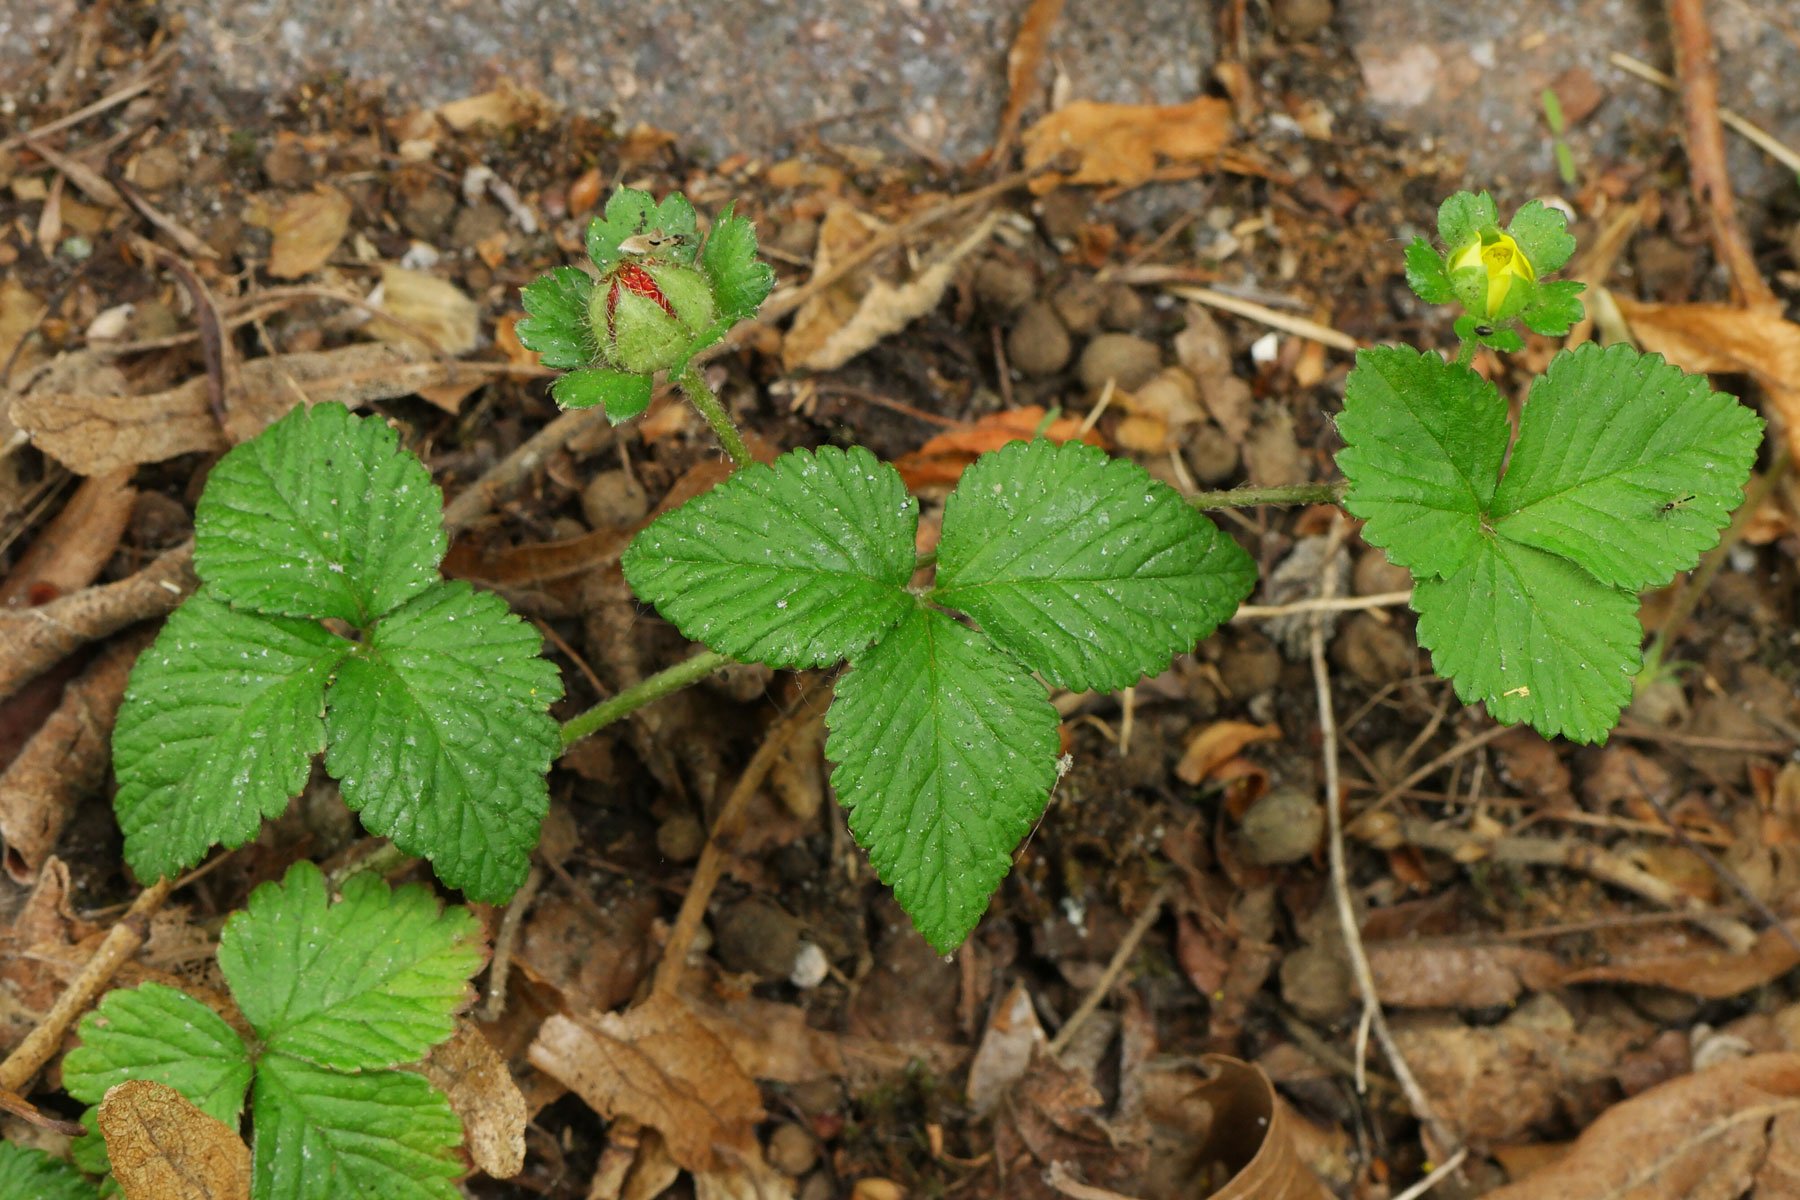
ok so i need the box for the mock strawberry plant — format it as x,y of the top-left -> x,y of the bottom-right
62,863 -> 481,1199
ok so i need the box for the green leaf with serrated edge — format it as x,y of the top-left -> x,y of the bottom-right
0,1139 -> 100,1200
219,863 -> 481,1071
1336,347 -> 1507,578
1413,539 -> 1640,743
195,402 -> 445,625
825,605 -> 1061,952
1506,199 -> 1576,274
1453,313 -> 1525,352
1403,237 -> 1453,304
585,187 -> 656,272
932,440 -> 1255,692
1492,342 -> 1764,591
1436,191 -> 1496,254
702,203 -> 775,325
113,593 -> 349,883
551,366 -> 652,420
1519,279 -> 1586,336
63,983 -> 253,1125
623,446 -> 919,668
516,266 -> 595,370
252,1053 -> 462,1200
325,581 -> 562,901
652,192 -> 701,263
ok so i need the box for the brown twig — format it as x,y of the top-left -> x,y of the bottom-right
0,877 -> 175,1093
482,866 -> 542,1022
147,244 -> 235,429
441,407 -> 614,537
650,685 -> 833,997
1047,882 -> 1169,1057
1668,0 -> 1780,310
1308,516 -> 1460,1160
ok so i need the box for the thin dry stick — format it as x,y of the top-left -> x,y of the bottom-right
1667,0 -> 1780,310
1308,519 -> 1459,1160
1045,1163 -> 1140,1200
482,865 -> 542,1021
441,407 -> 613,537
1234,590 -> 1410,621
0,877 -> 174,1092
1165,284 -> 1360,352
1392,1146 -> 1471,1200
650,687 -> 834,997
1609,53 -> 1800,176
1047,882 -> 1171,1058
1359,723 -> 1514,820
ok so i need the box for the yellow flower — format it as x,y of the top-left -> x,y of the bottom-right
1449,229 -> 1536,317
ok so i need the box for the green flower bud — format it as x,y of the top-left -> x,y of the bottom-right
587,261 -> 718,376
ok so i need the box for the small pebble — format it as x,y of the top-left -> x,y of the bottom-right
1273,0 -> 1335,41
1007,301 -> 1072,377
656,814 -> 705,863
1051,275 -> 1106,335
715,898 -> 806,981
1185,425 -> 1240,485
131,144 -> 184,192
581,469 -> 649,530
768,1123 -> 820,1176
1352,548 -> 1411,596
1239,787 -> 1324,865
973,258 -> 1035,314
1077,333 -> 1162,392
1281,943 -> 1352,1020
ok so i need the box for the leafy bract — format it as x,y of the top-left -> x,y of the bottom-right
195,402 -> 445,625
825,605 -> 1061,952
325,582 -> 563,901
113,592 -> 349,883
1436,190 -> 1497,255
1491,342 -> 1764,590
252,1053 -> 462,1200
64,983 -> 253,1126
701,203 -> 775,326
219,863 -> 482,1071
1403,237 -> 1453,305
550,366 -> 652,422
623,446 -> 919,668
1338,342 -> 1762,741
516,266 -> 595,370
933,439 -> 1255,691
586,187 -> 700,272
1506,199 -> 1576,275
0,1143 -> 95,1200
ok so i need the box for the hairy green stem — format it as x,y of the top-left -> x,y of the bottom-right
1187,481 -> 1348,510
1453,338 -> 1478,368
560,651 -> 733,746
678,365 -> 753,470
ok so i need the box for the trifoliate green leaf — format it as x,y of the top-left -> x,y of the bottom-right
63,983 -> 253,1126
219,862 -> 482,1071
825,605 -> 1061,952
325,581 -> 563,901
251,1053 -> 462,1200
1492,342 -> 1763,590
1518,279 -> 1586,336
1336,347 -> 1506,578
1412,540 -> 1640,742
623,446 -> 919,668
932,439 -> 1255,692
550,366 -> 653,420
1403,237 -> 1453,304
195,402 -> 445,625
1338,341 -> 1762,741
1506,199 -> 1576,275
701,203 -> 775,326
0,1142 -> 95,1200
113,592 -> 349,883
1436,191 -> 1497,255
516,266 -> 596,370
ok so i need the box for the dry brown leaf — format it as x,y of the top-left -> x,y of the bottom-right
892,407 -> 1104,491
12,343 -> 492,474
433,83 -> 557,132
986,0 -> 1066,166
253,185 -> 352,279
682,987 -> 965,1092
967,980 -> 1046,1117
1612,294 -> 1800,461
371,265 -> 480,357
527,995 -> 765,1174
1366,942 -> 1565,1008
1022,97 -> 1233,193
97,1079 -> 251,1200
1564,919 -> 1800,998
1483,1053 -> 1800,1199
0,278 -> 49,378
421,1020 -> 526,1179
784,213 -> 997,371
1175,721 -> 1281,786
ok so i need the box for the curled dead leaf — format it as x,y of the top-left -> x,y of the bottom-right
1175,721 -> 1281,787
1022,97 -> 1233,193
421,1020 -> 526,1179
892,407 -> 1104,492
1483,1053 -> 1800,1199
249,184 -> 352,279
98,1079 -> 251,1200
1133,1054 -> 1330,1200
1564,919 -> 1800,998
